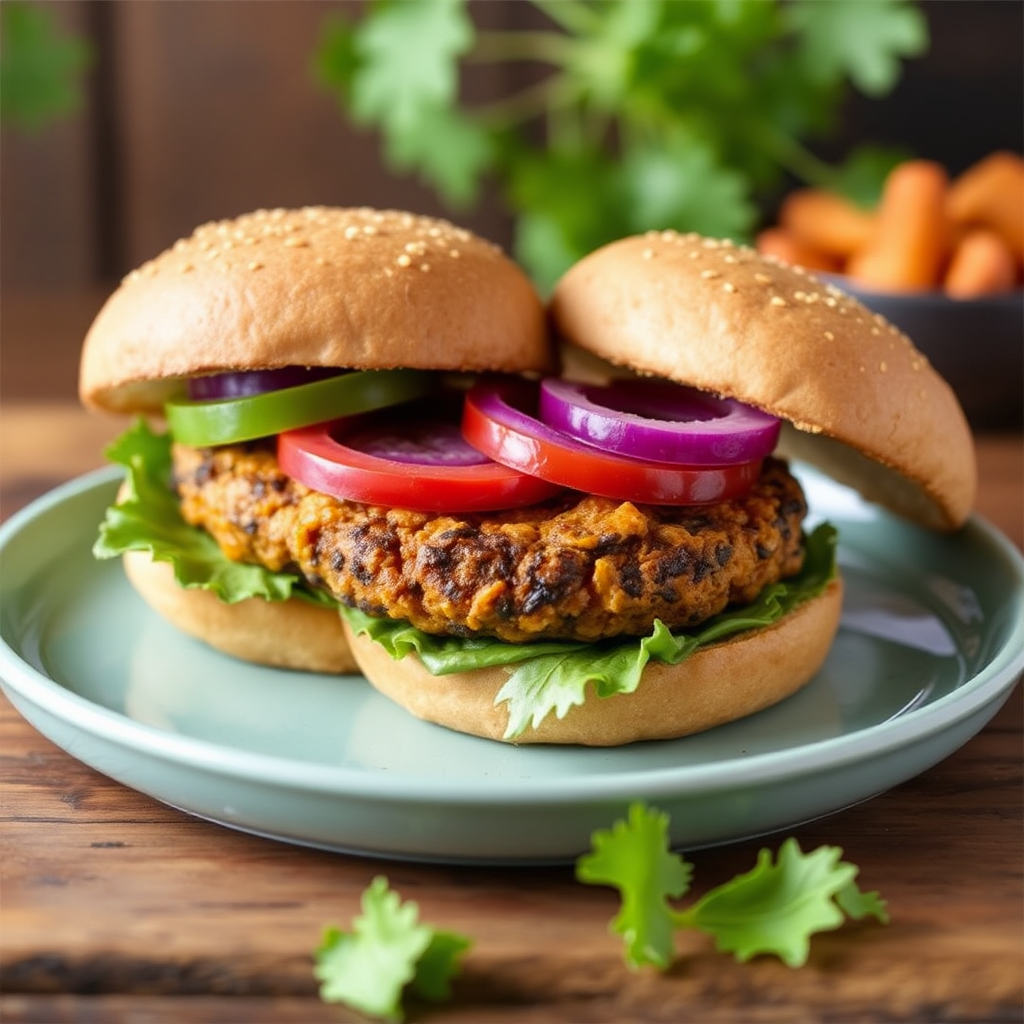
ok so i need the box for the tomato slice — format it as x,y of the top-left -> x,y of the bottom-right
166,369 -> 433,446
278,406 -> 564,512
462,379 -> 763,505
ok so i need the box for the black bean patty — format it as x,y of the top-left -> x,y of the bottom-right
173,442 -> 807,643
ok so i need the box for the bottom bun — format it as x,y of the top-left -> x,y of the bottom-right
123,550 -> 357,674
343,578 -> 844,746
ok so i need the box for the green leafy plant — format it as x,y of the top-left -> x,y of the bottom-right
576,802 -> 889,970
313,0 -> 928,289
314,876 -> 471,1021
0,0 -> 92,130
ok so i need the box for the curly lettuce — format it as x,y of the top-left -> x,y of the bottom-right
93,420 -> 337,608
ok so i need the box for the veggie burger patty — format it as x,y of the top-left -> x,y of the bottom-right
174,441 -> 807,644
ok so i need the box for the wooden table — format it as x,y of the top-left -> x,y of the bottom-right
2,403 -> 1022,1023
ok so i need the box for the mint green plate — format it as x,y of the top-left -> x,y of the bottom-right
2,467 -> 1022,863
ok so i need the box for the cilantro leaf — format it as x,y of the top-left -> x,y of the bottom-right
576,802 -> 693,970
351,0 -> 473,126
94,420 -> 336,608
836,881 -> 890,924
577,806 -> 889,973
786,0 -> 928,96
314,876 -> 471,1021
0,1 -> 91,130
385,101 -> 493,208
315,0 -> 487,206
674,838 -> 859,967
620,133 -> 759,240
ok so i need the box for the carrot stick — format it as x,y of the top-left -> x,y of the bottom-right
846,160 -> 950,291
755,228 -> 840,273
943,228 -> 1018,298
777,188 -> 875,258
947,151 -> 1024,265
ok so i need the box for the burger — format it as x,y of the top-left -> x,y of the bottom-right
80,206 -> 553,674
80,211 -> 976,746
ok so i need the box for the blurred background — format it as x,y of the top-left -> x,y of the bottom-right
2,0 -> 1022,407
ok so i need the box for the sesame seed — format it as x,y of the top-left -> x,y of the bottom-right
688,250 -> 701,260
879,361 -> 888,372
362,225 -> 378,235
824,330 -> 834,341
344,226 -> 360,240
754,273 -> 771,284
642,248 -> 654,260
420,263 -> 431,272
181,263 -> 195,273
283,237 -> 309,248
701,269 -> 719,279
397,253 -> 412,267
770,295 -> 787,307
722,281 -> 736,293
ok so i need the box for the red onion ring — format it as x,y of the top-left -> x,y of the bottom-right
538,378 -> 780,465
187,366 -> 345,400
341,418 -> 492,467
463,379 -> 762,505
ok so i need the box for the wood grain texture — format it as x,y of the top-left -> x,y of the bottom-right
1,408 -> 1021,1022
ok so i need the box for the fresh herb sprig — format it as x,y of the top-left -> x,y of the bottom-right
576,802 -> 889,971
314,804 -> 887,1018
314,876 -> 471,1022
313,0 -> 928,289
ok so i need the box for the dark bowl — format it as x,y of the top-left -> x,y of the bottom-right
820,275 -> 1023,431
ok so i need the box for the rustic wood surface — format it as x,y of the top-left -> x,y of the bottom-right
1,403 -> 1021,1024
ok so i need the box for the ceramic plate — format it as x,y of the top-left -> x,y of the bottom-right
2,467 -> 1022,864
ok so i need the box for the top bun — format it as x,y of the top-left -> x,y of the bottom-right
550,232 -> 976,532
80,207 -> 553,414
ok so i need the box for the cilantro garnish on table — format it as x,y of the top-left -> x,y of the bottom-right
314,876 -> 471,1022
576,802 -> 889,971
315,804 -> 887,1019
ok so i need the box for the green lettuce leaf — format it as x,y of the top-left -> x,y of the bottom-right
342,522 -> 838,740
93,420 -> 337,608
314,876 -> 471,1021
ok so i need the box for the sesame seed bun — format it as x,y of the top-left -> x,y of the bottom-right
343,578 -> 844,746
80,207 -> 553,414
550,232 -> 976,532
